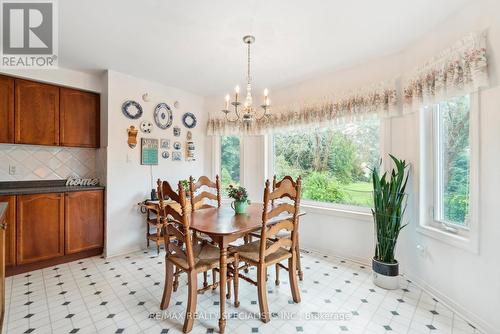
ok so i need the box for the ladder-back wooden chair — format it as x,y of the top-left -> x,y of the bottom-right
189,175 -> 221,209
232,176 -> 302,323
158,179 -> 239,333
189,175 -> 222,288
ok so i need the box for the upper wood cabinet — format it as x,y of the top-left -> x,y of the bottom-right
15,79 -> 60,146
60,88 -> 100,148
16,193 -> 64,264
65,190 -> 104,254
0,196 -> 16,267
0,76 -> 14,144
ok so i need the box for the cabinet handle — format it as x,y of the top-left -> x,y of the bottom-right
0,223 -> 7,230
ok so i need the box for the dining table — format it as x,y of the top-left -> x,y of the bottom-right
186,202 -> 305,334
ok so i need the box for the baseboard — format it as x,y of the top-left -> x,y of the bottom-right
300,245 -> 371,267
402,272 -> 498,334
104,244 -> 144,259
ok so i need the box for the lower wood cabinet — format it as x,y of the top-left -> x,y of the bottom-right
16,193 -> 64,265
65,190 -> 104,254
0,196 -> 15,267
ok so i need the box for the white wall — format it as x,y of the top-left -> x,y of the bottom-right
204,1 -> 500,332
104,70 -> 207,257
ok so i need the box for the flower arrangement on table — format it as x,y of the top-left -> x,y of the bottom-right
227,185 -> 250,214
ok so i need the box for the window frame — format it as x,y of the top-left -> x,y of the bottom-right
267,117 -> 386,215
417,93 -> 480,253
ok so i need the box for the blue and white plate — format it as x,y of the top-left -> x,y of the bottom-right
122,100 -> 143,119
182,112 -> 197,129
154,103 -> 173,129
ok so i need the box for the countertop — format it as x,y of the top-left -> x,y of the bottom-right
0,180 -> 105,196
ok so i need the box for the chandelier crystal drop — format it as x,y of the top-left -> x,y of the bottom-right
222,35 -> 271,123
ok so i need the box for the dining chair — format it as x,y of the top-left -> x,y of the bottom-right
158,179 -> 239,333
189,175 -> 221,288
232,176 -> 302,323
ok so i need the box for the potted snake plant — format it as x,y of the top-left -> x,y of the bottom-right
371,155 -> 409,290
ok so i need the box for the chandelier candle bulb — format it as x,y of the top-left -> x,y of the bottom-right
225,94 -> 230,109
264,88 -> 269,97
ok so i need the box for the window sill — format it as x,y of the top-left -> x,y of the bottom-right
300,202 -> 372,222
416,224 -> 479,254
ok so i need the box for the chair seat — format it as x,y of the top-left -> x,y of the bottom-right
251,230 -> 290,239
234,240 -> 291,264
169,242 -> 231,272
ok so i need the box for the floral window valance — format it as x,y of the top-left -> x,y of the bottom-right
403,32 -> 488,112
207,83 -> 398,136
207,32 -> 489,136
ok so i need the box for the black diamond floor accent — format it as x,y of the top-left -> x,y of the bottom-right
361,299 -> 368,303
383,325 -> 392,330
23,329 -> 35,334
94,291 -> 102,295
397,298 -> 405,303
251,328 -> 258,333
430,310 -> 439,315
24,301 -> 33,306
107,314 -> 115,318
391,311 -> 399,315
296,326 -> 304,332
206,329 -> 214,333
138,301 -> 145,306
62,301 -> 71,306
324,299 -> 331,303
251,301 -> 257,305
24,313 -> 34,318
352,311 -> 359,316
66,314 -> 75,318
129,291 -> 136,295
213,301 -> 219,305
175,301 -> 182,305
100,301 -> 107,306
161,330 -> 169,334
426,325 -> 437,330
69,329 -> 80,333
340,326 -> 348,331
115,329 -> 124,333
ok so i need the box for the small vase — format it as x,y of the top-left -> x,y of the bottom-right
231,200 -> 248,214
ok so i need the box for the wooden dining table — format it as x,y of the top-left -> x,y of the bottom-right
186,202 -> 305,334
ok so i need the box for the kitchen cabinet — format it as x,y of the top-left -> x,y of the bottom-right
16,193 -> 64,264
65,190 -> 104,254
60,88 -> 100,148
15,79 -> 60,146
0,196 -> 15,267
0,76 -> 14,144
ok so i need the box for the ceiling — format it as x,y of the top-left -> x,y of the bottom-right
59,0 -> 472,96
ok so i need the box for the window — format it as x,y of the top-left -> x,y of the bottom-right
434,96 -> 470,227
419,94 -> 479,252
220,136 -> 241,193
272,118 -> 380,208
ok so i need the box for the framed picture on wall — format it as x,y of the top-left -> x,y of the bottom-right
141,138 -> 158,165
172,151 -> 182,161
160,138 -> 170,149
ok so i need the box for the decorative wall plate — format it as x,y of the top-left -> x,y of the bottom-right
160,138 -> 170,149
173,126 -> 181,137
182,112 -> 197,129
173,141 -> 181,150
172,151 -> 182,161
140,120 -> 153,134
122,100 -> 143,119
161,151 -> 170,159
154,103 -> 173,129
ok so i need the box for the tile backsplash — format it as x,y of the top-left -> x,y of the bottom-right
0,144 -> 97,181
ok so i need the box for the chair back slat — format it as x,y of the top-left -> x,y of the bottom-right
157,179 -> 196,269
189,175 -> 221,210
258,176 -> 302,263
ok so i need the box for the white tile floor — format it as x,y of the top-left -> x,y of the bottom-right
3,248 -> 483,334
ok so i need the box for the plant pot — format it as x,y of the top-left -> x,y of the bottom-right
231,200 -> 248,214
372,257 -> 399,290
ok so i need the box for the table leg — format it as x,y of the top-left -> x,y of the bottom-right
218,246 -> 227,334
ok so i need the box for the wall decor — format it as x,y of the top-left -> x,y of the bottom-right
186,130 -> 192,140
140,120 -> 153,134
160,138 -> 170,149
122,100 -> 143,119
161,151 -> 170,159
154,103 -> 173,129
141,138 -> 158,165
172,151 -> 182,161
173,126 -> 181,137
173,141 -> 181,150
182,112 -> 197,129
66,177 -> 100,186
173,100 -> 180,109
142,93 -> 151,102
186,140 -> 195,161
127,125 -> 139,148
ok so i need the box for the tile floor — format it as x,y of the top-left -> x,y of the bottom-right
3,248 -> 483,334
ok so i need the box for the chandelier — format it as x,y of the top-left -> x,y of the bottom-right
222,35 -> 271,123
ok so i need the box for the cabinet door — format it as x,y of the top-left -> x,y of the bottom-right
0,76 -> 14,143
17,193 -> 64,264
15,79 -> 59,146
65,190 -> 103,254
60,88 -> 100,148
0,196 -> 15,267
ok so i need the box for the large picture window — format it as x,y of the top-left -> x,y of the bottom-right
273,119 -> 380,208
